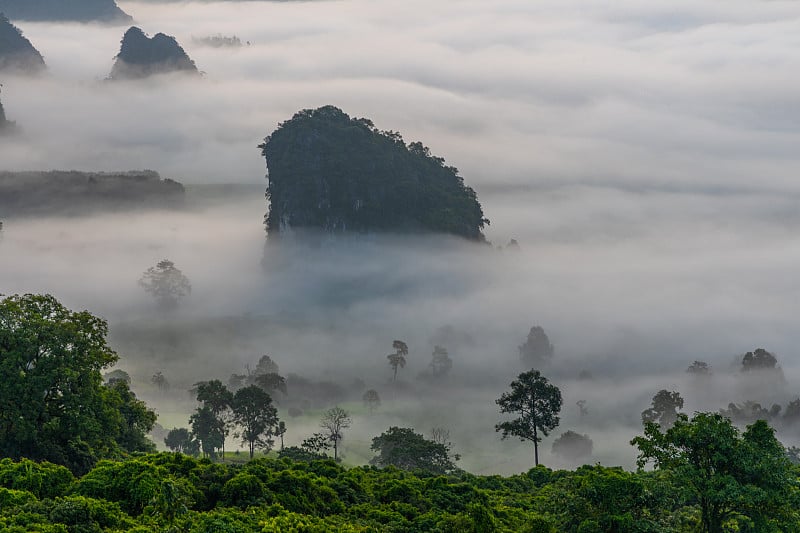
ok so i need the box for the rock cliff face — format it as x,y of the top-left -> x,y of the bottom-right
0,14 -> 46,74
260,106 -> 489,241
0,0 -> 131,23
0,170 -> 185,216
109,27 -> 199,80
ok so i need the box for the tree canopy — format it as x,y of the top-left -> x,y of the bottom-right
138,259 -> 191,309
641,389 -> 684,430
518,325 -> 554,367
0,294 -> 155,473
632,412 -> 797,532
260,105 -> 489,240
370,426 -> 459,475
496,369 -> 562,466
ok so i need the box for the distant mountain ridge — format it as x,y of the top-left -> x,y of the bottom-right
0,0 -> 131,23
0,170 -> 185,216
0,14 -> 46,74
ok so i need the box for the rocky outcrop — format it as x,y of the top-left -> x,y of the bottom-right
260,106 -> 489,241
0,170 -> 185,216
109,27 -> 199,80
0,14 -> 45,74
0,0 -> 131,23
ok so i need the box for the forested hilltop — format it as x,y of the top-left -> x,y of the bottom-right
0,14 -> 46,74
0,170 -> 185,216
0,0 -> 131,23
109,27 -> 199,80
261,106 -> 489,241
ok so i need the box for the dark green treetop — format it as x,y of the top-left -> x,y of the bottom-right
496,369 -> 562,467
260,106 -> 489,240
370,426 -> 459,475
632,412 -> 797,532
0,294 -> 155,473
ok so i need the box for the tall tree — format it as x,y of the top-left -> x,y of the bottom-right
495,369 -> 562,466
194,380 -> 233,458
230,385 -> 279,459
518,325 -> 554,367
151,371 -> 169,393
254,372 -> 287,399
387,340 -> 408,382
362,389 -> 381,414
275,421 -> 287,451
741,348 -> 778,371
429,345 -> 452,378
138,259 -> 191,310
164,427 -> 199,455
320,406 -> 351,462
0,293 -> 148,473
103,379 -> 157,453
641,390 -> 684,429
632,413 -> 796,532
189,406 -> 223,459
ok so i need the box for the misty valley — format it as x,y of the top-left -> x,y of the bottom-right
2,1 -> 800,532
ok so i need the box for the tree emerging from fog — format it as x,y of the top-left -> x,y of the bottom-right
496,369 -> 562,467
518,326 -> 554,367
387,340 -> 408,382
428,345 -> 453,378
320,407 -> 351,462
362,389 -> 381,414
641,390 -> 684,430
551,431 -> 593,461
138,259 -> 191,310
741,347 -> 778,372
370,427 -> 459,474
230,385 -> 279,459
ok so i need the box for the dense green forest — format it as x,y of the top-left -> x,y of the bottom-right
261,106 -> 489,241
0,0 -> 131,23
0,14 -> 45,74
1,294 -> 799,532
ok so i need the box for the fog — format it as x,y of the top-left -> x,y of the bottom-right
1,0 -> 800,473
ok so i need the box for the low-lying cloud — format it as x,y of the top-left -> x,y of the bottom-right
1,0 -> 800,472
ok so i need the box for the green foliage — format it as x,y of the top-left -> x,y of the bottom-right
230,385 -> 279,459
260,106 -> 488,241
641,390 -> 684,429
632,413 -> 798,532
0,458 -> 74,499
496,370 -> 563,467
73,459 -> 167,515
0,294 -> 148,473
370,427 -> 459,475
220,473 -> 268,508
165,427 -> 200,456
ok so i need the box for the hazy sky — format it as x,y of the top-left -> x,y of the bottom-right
1,0 -> 799,472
